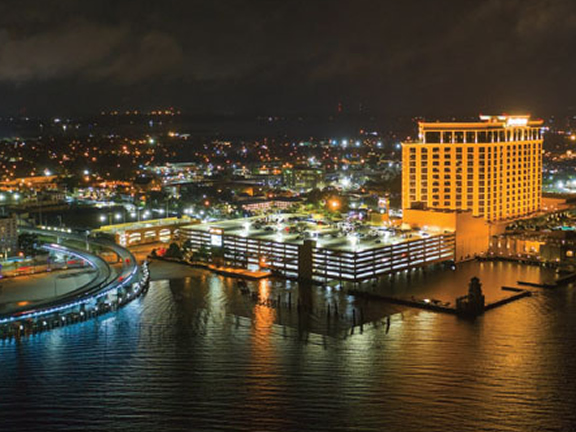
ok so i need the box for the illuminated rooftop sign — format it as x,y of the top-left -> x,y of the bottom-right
505,117 -> 529,127
479,115 -> 530,127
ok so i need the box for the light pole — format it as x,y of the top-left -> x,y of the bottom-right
130,208 -> 144,222
99,213 -> 114,225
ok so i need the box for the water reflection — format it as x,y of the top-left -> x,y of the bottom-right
1,260 -> 576,431
368,260 -> 558,303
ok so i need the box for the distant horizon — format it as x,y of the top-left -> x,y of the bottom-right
0,107 -> 568,123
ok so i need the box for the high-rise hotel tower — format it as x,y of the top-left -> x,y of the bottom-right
402,115 -> 543,221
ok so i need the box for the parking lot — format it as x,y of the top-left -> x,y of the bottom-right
188,213 -> 440,252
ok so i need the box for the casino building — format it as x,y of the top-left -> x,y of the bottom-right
178,115 -> 546,281
402,115 -> 543,221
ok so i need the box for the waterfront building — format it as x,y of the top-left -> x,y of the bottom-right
402,115 -> 544,221
403,208 -> 498,262
179,214 -> 455,283
488,230 -> 576,263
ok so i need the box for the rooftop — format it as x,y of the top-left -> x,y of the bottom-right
183,213 -> 449,253
95,216 -> 197,234
418,115 -> 543,130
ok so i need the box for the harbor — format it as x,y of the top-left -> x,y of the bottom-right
144,257 -> 556,328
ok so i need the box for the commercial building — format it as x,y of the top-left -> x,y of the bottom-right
94,217 -> 198,247
403,208 -> 505,262
179,215 -> 455,283
488,230 -> 576,263
402,115 -> 543,222
282,167 -> 325,191
0,175 -> 59,191
238,197 -> 303,213
0,216 -> 18,257
541,193 -> 576,213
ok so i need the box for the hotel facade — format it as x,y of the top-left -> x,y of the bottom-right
402,115 -> 543,221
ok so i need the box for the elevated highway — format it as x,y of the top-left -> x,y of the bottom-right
0,227 -> 146,329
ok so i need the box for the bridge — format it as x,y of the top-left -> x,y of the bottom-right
0,226 -> 150,337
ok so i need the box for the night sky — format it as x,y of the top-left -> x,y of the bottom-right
1,0 -> 575,117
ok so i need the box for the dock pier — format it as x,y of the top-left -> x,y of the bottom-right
348,280 -> 532,317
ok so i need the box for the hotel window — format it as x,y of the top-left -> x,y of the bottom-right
426,132 -> 440,143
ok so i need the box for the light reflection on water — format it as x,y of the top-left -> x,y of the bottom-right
1,261 -> 576,431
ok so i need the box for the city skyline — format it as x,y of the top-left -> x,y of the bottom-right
3,2 -> 576,432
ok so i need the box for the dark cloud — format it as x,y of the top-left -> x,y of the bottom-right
0,22 -> 127,82
0,0 -> 575,116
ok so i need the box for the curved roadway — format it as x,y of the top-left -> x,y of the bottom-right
0,227 -> 140,324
